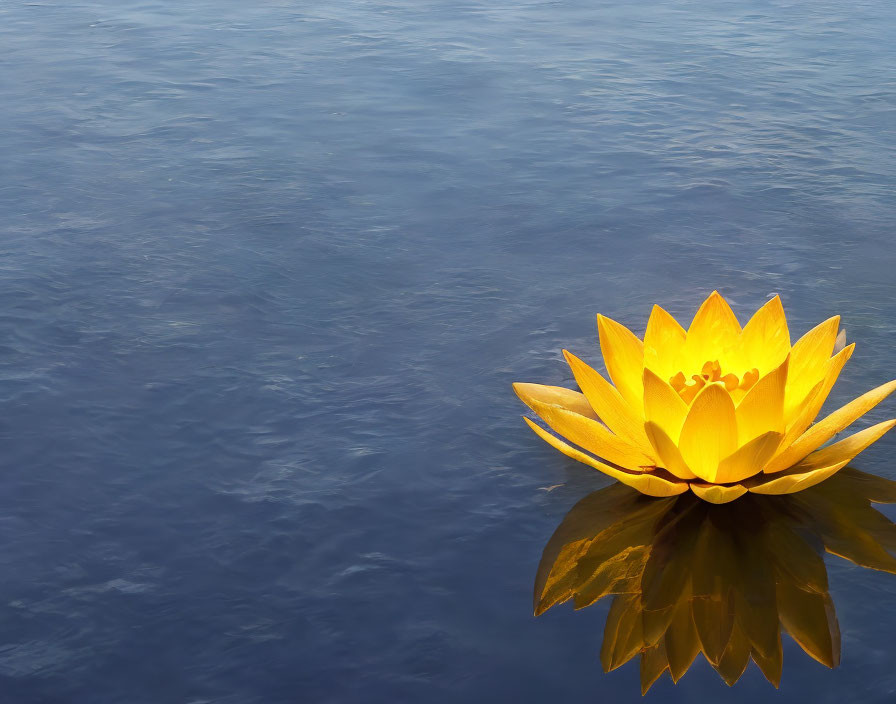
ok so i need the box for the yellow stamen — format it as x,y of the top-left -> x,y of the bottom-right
669,361 -> 760,402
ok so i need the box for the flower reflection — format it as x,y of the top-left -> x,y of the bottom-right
535,468 -> 896,693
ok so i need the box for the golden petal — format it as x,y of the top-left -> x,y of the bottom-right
684,291 -> 741,369
715,432 -> 782,484
785,316 -> 841,414
766,378 -> 896,474
562,350 -> 652,450
739,295 -> 790,375
597,314 -> 645,414
750,419 -> 896,495
735,356 -> 789,444
643,367 -> 689,441
644,421 -> 697,480
643,304 -> 687,378
511,382 -> 598,419
521,397 -> 655,469
678,383 -> 738,483
768,344 -> 854,472
523,418 -> 690,497
689,481 -> 748,504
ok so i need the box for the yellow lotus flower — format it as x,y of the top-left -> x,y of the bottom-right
515,292 -> 896,503
535,468 -> 896,692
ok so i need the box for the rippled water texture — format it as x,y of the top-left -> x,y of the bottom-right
2,1 -> 896,702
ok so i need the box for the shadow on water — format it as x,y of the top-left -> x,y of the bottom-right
535,468 -> 896,694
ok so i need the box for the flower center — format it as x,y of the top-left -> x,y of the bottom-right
668,360 -> 759,404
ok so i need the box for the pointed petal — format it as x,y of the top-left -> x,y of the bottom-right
643,367 -> 689,441
750,461 -> 849,496
731,544 -> 779,660
640,641 -> 670,695
715,432 -> 782,484
679,383 -> 738,483
690,514 -> 739,665
644,422 -> 697,480
521,397 -> 655,469
713,622 -> 750,687
665,597 -> 701,683
766,378 -> 896,474
597,314 -> 645,413
512,382 -> 598,419
786,316 -> 841,413
685,291 -> 741,369
749,419 -> 896,495
562,351 -> 652,450
643,305 -> 687,378
767,344 -> 854,472
776,581 -> 840,668
739,295 -> 790,374
690,482 -> 748,504
601,594 -> 644,672
523,418 -> 689,497
752,638 -> 783,688
735,356 -> 789,444
786,419 -> 896,474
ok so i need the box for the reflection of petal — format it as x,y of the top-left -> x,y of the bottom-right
776,581 -> 840,668
600,593 -> 644,672
665,596 -> 700,683
640,640 -> 670,695
535,468 -> 896,691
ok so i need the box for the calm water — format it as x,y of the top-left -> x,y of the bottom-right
2,1 -> 896,702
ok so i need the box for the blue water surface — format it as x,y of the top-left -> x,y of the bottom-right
2,1 -> 896,702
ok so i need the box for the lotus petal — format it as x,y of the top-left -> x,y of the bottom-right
519,396 -> 655,469
643,304 -> 687,379
523,418 -> 689,497
679,383 -> 738,483
510,382 -> 598,419
735,357 -> 788,444
739,295 -> 790,375
766,378 -> 896,474
562,350 -> 652,450
645,421 -> 697,480
643,367 -> 689,440
596,314 -> 645,413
